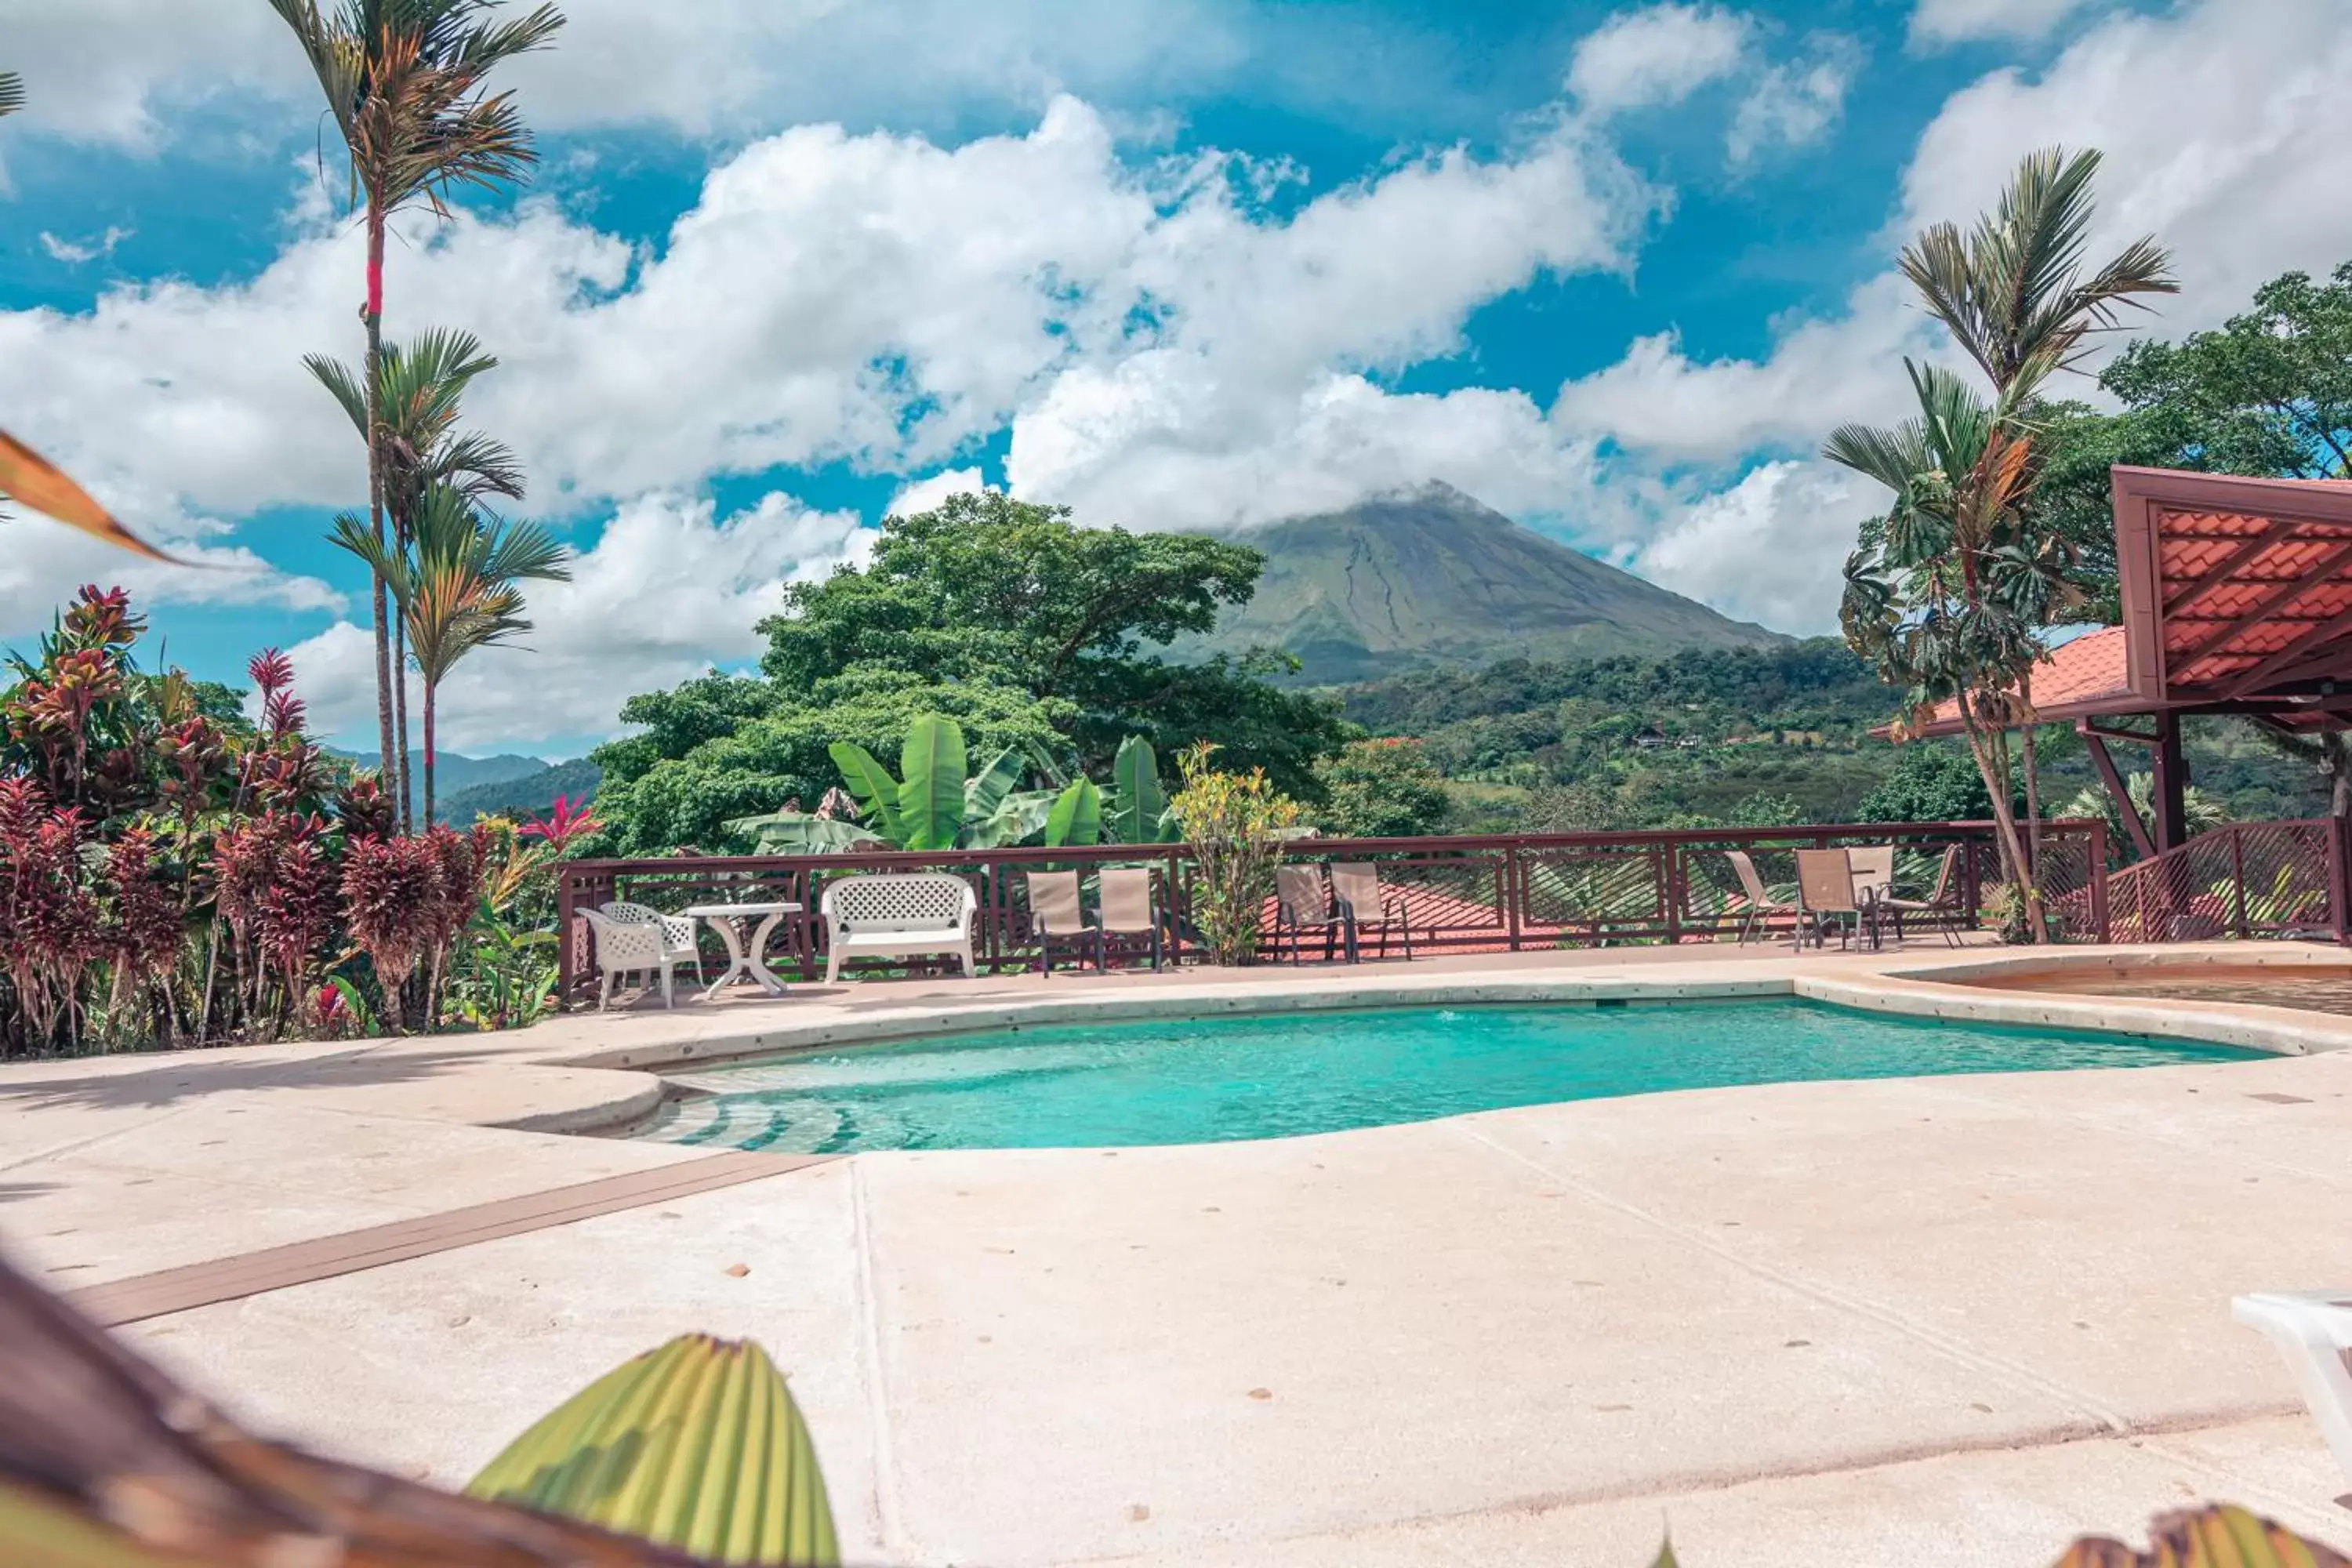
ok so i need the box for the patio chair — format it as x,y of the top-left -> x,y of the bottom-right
1792,848 -> 1864,950
1274,866 -> 1354,964
603,899 -> 706,985
1847,844 -> 1896,943
1022,869 -> 1094,976
1875,844 -> 1966,947
2233,1290 -> 2352,1486
1330,862 -> 1412,960
1097,866 -> 1164,972
582,905 -> 702,1010
1725,850 -> 1797,945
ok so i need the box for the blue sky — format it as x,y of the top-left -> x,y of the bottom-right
2,0 -> 2344,757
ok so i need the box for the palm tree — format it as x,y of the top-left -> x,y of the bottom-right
1900,148 -> 2178,391
1830,147 -> 2177,940
1897,147 -> 2176,880
332,486 -> 568,822
1831,358 -> 2060,925
306,328 -> 524,825
2060,773 -> 2228,855
268,0 -> 563,779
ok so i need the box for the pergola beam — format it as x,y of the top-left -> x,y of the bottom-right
2078,724 -> 2155,859
2215,601 -> 2352,701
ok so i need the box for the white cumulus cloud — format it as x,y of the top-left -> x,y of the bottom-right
1909,0 -> 2100,48
1629,460 -> 1872,634
284,491 -> 869,750
1728,36 -> 1864,166
1566,4 -> 1756,118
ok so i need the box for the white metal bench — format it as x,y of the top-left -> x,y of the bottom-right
820,873 -> 978,983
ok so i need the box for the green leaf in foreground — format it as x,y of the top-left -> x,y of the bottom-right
467,1334 -> 840,1567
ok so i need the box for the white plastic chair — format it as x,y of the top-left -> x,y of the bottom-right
2233,1290 -> 2352,1485
583,902 -> 703,1010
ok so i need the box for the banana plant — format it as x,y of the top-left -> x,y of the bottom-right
1106,735 -> 1179,844
828,715 -> 1083,851
737,721 -> 1163,855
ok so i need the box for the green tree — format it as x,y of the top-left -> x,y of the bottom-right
270,0 -> 563,780
1855,741 -> 2003,824
307,328 -> 523,825
593,492 -> 1351,854
593,667 -> 1072,855
1311,737 -> 1450,838
2038,260 -> 2352,814
757,492 -> 1347,793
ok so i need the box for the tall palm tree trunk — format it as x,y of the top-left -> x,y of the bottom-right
365,208 -> 400,817
422,677 -> 437,826
1959,707 -> 2045,942
394,623 -> 412,826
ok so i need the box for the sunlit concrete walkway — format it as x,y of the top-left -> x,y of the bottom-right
5,941 -> 2352,1563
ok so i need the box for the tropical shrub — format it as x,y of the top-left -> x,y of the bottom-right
1167,741 -> 1300,965
731,713 -> 1122,854
0,586 -> 495,1055
1310,735 -> 1450,838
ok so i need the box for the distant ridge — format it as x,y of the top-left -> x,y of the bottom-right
1181,482 -> 1786,684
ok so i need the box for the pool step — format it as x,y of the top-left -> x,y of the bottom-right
639,1094 -> 848,1154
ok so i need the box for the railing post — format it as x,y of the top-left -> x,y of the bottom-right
2229,829 -> 2250,939
2087,820 -> 2110,944
1504,844 -> 1522,952
556,866 -> 576,1004
1659,841 -> 1680,946
1962,831 -> 1982,928
2330,815 -> 2351,947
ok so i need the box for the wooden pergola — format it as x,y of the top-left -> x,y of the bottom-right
1904,466 -> 2352,857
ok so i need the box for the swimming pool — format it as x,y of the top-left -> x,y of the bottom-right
631,999 -> 2259,1154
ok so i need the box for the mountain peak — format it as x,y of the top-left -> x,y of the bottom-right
1185,485 -> 1785,684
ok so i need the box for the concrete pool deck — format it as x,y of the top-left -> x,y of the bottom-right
5,939 -> 2352,1563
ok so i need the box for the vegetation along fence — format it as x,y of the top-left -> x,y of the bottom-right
557,818 -> 2122,1003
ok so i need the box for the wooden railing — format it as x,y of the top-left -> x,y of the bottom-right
555,818 -> 2114,1004
2092,819 -> 2349,944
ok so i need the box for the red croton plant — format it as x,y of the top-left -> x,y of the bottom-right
0,586 -> 492,1054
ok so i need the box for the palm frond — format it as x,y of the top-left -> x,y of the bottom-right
477,516 -> 570,584
1898,145 -> 2178,390
1822,418 -> 1931,495
430,430 -> 525,500
0,71 -> 25,118
303,352 -> 370,435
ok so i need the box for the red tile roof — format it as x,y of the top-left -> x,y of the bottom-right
1901,626 -> 2131,738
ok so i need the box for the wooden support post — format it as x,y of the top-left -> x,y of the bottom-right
2330,815 -> 2352,948
2151,711 -> 2189,854
2078,724 -> 2155,861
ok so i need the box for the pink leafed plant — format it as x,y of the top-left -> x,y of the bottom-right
518,794 -> 601,855
0,778 -> 102,1045
100,826 -> 185,1018
212,811 -> 339,1022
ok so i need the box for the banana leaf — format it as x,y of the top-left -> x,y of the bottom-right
826,742 -> 906,848
1106,736 -> 1171,844
895,715 -> 967,852
1044,778 -> 1102,848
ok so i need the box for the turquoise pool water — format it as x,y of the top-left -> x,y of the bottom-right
634,999 -> 2259,1154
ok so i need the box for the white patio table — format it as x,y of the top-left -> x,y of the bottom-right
681,900 -> 802,999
